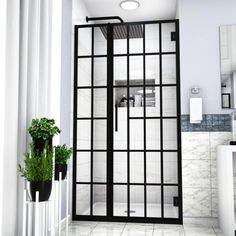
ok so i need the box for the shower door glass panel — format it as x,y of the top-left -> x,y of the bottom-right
75,26 -> 108,216
74,21 -> 181,223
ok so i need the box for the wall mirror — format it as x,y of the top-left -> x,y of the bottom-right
220,25 -> 236,109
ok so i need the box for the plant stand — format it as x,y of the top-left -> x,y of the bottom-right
55,171 -> 69,236
22,171 -> 69,236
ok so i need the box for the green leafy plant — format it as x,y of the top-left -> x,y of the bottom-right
55,144 -> 72,165
28,117 -> 61,140
18,143 -> 53,182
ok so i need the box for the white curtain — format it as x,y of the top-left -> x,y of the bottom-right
1,0 -> 62,234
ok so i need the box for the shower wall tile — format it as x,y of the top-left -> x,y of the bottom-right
76,185 -> 90,215
183,188 -> 211,217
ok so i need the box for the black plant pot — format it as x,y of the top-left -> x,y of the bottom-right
55,164 -> 67,180
29,181 -> 52,202
33,138 -> 52,153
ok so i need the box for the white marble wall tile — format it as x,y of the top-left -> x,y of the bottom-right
209,132 -> 231,160
182,131 -> 232,218
182,132 -> 210,160
183,188 -> 211,217
211,188 -> 218,217
182,160 -> 211,188
211,160 -> 217,189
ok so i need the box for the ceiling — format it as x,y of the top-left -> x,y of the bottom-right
80,0 -> 177,22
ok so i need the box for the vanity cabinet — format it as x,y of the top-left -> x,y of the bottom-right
217,145 -> 236,236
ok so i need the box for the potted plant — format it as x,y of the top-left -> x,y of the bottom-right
18,143 -> 53,202
54,144 -> 72,180
28,118 -> 60,152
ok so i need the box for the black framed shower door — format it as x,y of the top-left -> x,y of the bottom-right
73,20 -> 182,224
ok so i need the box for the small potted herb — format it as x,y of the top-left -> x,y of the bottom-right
18,143 -> 53,202
54,144 -> 72,180
28,118 -> 60,152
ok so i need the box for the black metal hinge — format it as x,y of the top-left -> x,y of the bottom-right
171,32 -> 176,41
173,196 -> 179,207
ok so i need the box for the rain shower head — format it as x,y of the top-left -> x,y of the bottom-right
100,24 -> 143,40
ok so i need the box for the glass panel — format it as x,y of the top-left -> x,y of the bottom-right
130,152 -> 144,183
114,25 -> 127,54
94,57 -> 107,86
77,120 -> 91,149
94,27 -> 107,55
114,88 -> 127,150
162,23 -> 176,52
93,185 -> 106,216
77,89 -> 91,118
129,24 -> 143,53
77,58 -> 91,87
93,89 -> 107,117
147,186 -> 161,217
130,87 -> 143,117
130,56 -> 143,85
145,24 -> 160,53
146,119 -> 160,150
114,57 -> 127,86
114,185 -> 127,217
78,28 -> 91,56
164,152 -> 178,184
93,152 -> 106,183
146,55 -> 160,84
162,55 -> 176,84
76,184 -> 90,215
93,120 -> 106,149
130,185 -> 144,217
76,152 -> 91,182
163,119 -> 177,150
114,152 -> 127,183
146,152 -> 161,183
163,87 -> 177,117
164,186 -> 179,218
146,87 -> 160,117
130,119 -> 144,150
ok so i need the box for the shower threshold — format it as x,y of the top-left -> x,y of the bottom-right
81,202 -> 178,218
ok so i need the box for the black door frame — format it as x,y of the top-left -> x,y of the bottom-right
73,19 -> 182,224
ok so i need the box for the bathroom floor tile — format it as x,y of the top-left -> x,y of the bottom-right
62,221 -> 221,236
153,224 -> 184,236
122,223 -> 154,236
90,222 -> 125,235
184,223 -> 216,235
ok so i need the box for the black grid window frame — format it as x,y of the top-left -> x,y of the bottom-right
73,19 -> 182,224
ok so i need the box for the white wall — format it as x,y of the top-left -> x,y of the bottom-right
60,0 -> 72,218
178,0 -> 236,114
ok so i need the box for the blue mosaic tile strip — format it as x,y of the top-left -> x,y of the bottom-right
181,114 -> 232,132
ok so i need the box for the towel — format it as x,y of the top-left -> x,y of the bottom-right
190,98 -> 202,124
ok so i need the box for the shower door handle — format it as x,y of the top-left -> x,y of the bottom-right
115,103 -> 118,132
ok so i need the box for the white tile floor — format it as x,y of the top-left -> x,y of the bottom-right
83,203 -> 178,218
61,221 -> 224,236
